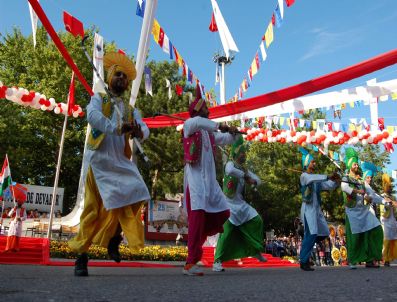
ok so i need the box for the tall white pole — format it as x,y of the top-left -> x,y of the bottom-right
47,99 -> 69,239
220,62 -> 226,104
129,0 -> 158,107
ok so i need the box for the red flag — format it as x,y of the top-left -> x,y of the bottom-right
158,28 -> 165,47
271,13 -> 276,26
285,0 -> 295,7
384,143 -> 394,153
67,73 -> 75,115
209,13 -> 218,32
63,11 -> 84,38
378,117 -> 385,131
175,84 -> 183,96
118,49 -> 126,55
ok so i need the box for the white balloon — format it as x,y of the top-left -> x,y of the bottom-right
381,138 -> 387,144
362,139 -> 368,146
258,133 -> 264,139
73,112 -> 79,118
367,137 -> 373,143
54,107 -> 61,114
387,137 -> 392,144
41,105 -> 47,111
267,130 -> 272,137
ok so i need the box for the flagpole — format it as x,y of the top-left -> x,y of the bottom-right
129,0 -> 158,107
6,154 -> 17,206
47,75 -> 73,239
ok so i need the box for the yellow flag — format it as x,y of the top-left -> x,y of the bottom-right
349,102 -> 355,108
349,124 -> 355,131
387,126 -> 394,134
312,121 -> 317,129
152,19 -> 161,44
279,117 -> 285,126
329,150 -> 334,159
391,92 -> 397,100
251,58 -> 258,76
264,22 -> 274,48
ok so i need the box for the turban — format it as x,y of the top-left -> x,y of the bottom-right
344,147 -> 359,171
230,135 -> 247,161
189,84 -> 206,117
299,147 -> 313,170
382,173 -> 391,193
361,161 -> 377,179
103,52 -> 136,85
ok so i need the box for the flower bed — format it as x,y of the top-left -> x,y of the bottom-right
50,240 -> 188,261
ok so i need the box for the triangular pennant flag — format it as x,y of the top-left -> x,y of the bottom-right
264,21 -> 274,48
175,84 -> 183,96
259,41 -> 267,61
28,3 -> 39,47
144,66 -> 153,96
274,4 -> 283,28
285,0 -> 295,7
165,79 -> 172,100
0,155 -> 12,198
63,11 -> 84,39
209,13 -> 218,32
136,0 -> 145,17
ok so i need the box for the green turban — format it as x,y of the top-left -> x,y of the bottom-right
345,147 -> 359,171
230,135 -> 247,161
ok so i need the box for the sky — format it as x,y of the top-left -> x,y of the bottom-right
1,0 -> 397,171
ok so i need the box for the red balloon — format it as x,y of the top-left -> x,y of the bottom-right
79,111 -> 85,117
383,132 -> 389,139
0,86 -> 7,99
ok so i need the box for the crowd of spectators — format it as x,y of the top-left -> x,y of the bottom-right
1,207 -> 62,219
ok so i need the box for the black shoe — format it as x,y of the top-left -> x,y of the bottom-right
384,261 -> 390,267
365,261 -> 380,268
74,253 -> 88,277
107,235 -> 123,263
300,262 -> 315,271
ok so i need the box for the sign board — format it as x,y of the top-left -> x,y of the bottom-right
145,199 -> 188,241
1,184 -> 64,213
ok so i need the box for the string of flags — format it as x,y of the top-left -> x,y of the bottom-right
136,0 -> 208,103
230,0 -> 296,103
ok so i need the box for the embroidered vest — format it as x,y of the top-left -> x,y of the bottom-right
342,175 -> 363,208
300,182 -> 313,204
87,94 -> 134,159
223,162 -> 243,199
183,131 -> 216,165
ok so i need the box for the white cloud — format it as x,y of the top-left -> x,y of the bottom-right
299,27 -> 363,62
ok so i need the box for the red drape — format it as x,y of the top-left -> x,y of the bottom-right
143,49 -> 397,128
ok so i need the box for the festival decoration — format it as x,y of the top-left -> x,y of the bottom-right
243,127 -> 397,147
329,225 -> 336,238
340,246 -> 347,261
331,247 -> 341,263
337,225 -> 345,238
0,82 -> 84,118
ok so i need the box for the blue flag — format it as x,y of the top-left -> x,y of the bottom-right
136,0 -> 145,18
274,4 -> 283,28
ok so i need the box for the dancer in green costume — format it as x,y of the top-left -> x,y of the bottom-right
213,135 -> 266,272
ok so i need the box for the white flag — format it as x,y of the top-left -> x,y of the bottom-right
165,79 -> 172,100
162,33 -> 170,56
210,0 -> 239,58
92,33 -> 106,93
277,0 -> 284,19
260,41 -> 267,61
28,3 -> 39,48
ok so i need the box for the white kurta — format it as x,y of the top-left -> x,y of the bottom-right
300,173 -> 337,236
86,93 -> 150,210
224,161 -> 260,226
380,193 -> 397,240
8,207 -> 27,237
341,180 -> 385,234
183,116 -> 236,213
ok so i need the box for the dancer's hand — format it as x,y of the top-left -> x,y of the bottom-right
130,121 -> 143,139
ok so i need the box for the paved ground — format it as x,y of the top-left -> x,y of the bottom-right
0,264 -> 396,302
